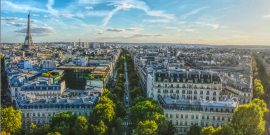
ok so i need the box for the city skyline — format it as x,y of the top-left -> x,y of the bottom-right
2,0 -> 270,45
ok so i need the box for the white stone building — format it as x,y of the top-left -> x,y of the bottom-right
151,70 -> 238,135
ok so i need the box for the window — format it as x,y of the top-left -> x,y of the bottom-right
176,114 -> 179,118
182,90 -> 185,94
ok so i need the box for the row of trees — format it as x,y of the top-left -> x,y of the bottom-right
113,52 -> 125,100
252,56 -> 265,98
124,50 -> 144,101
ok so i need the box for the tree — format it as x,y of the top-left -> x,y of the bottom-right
0,131 -> 11,135
88,74 -> 95,80
50,112 -> 76,135
217,124 -> 235,135
230,101 -> 266,135
157,120 -> 177,135
130,99 -> 163,125
135,120 -> 158,135
47,132 -> 61,135
111,118 -> 124,135
254,79 -> 264,98
0,107 -> 22,134
91,120 -> 108,135
26,124 -> 50,135
201,126 -> 217,135
252,98 -> 268,113
72,116 -> 89,135
187,125 -> 201,135
92,96 -> 116,124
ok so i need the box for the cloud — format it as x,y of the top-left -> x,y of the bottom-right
130,34 -> 163,38
46,0 -> 58,15
182,7 -> 209,19
125,27 -> 142,31
85,6 -> 93,10
1,17 -> 23,21
6,22 -> 26,27
106,28 -> 124,32
105,27 -> 142,32
195,22 -> 221,30
15,26 -> 54,34
143,19 -> 171,23
102,0 -> 175,26
2,0 -> 47,13
263,14 -> 270,19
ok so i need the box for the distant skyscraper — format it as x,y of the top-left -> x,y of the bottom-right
22,12 -> 33,50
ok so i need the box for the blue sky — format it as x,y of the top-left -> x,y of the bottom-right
2,0 -> 270,45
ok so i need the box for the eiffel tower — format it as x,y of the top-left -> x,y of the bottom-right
22,12 -> 33,51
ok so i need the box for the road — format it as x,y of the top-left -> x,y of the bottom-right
123,56 -> 132,135
124,58 -> 130,107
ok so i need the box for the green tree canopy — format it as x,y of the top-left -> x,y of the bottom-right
50,112 -> 76,135
47,132 -> 61,135
254,79 -> 265,98
0,107 -> 22,134
157,120 -> 177,135
91,96 -> 116,124
72,116 -> 89,135
91,120 -> 108,135
130,98 -> 163,125
201,126 -> 221,135
230,100 -> 267,135
135,120 -> 158,135
88,74 -> 95,80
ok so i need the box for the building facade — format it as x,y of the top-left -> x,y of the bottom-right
151,70 -> 238,135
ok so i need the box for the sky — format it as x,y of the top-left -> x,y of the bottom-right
1,0 -> 270,45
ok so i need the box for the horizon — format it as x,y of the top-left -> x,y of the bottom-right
2,0 -> 270,45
